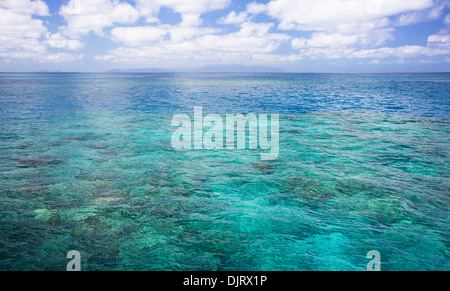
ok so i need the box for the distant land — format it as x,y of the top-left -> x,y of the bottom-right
35,70 -> 63,73
107,68 -> 173,73
105,65 -> 284,73
194,65 -> 284,73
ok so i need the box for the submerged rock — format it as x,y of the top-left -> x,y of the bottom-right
281,176 -> 335,208
84,215 -> 101,225
89,143 -> 109,149
20,184 -> 48,195
252,162 -> 275,175
285,176 -> 333,197
76,172 -> 119,182
400,199 -> 419,211
335,179 -> 374,196
284,128 -> 305,134
34,208 -> 55,222
16,156 -> 65,168
151,207 -> 174,218
59,206 -> 97,222
95,196 -> 124,205
65,134 -> 97,141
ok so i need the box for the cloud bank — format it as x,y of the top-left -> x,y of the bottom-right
0,0 -> 449,70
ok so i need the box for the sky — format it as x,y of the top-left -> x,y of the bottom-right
0,0 -> 449,72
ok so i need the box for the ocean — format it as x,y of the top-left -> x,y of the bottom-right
0,73 -> 448,271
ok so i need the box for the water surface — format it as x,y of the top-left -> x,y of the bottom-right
0,73 -> 449,270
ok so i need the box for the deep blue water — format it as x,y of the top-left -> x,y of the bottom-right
1,73 -> 449,118
0,73 -> 449,271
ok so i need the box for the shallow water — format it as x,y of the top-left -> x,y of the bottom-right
0,73 -> 449,270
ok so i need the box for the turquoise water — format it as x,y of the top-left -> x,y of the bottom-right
0,73 -> 449,271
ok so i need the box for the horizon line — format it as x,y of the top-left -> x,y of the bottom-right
1,71 -> 450,74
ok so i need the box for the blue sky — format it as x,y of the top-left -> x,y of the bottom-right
0,0 -> 449,72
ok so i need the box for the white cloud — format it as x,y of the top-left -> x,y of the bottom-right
135,0 -> 231,27
43,52 -> 84,63
1,0 -> 447,68
59,0 -> 233,42
295,43 -> 449,61
263,0 -> 434,31
95,22 -> 290,66
292,27 -> 395,52
46,33 -> 85,50
445,13 -> 450,24
0,0 -> 49,16
60,0 -> 140,37
396,3 -> 447,26
291,38 -> 307,49
0,7 -> 47,39
93,0 -> 447,67
133,1 -> 159,23
110,26 -> 167,46
167,25 -> 219,42
0,0 -> 85,63
292,21 -> 450,61
0,35 -> 83,63
246,2 -> 267,15
193,22 -> 289,53
355,45 -> 450,59
249,0 -> 437,66
218,1 -> 276,26
103,0 -> 234,52
419,59 -> 437,64
353,46 -> 427,58
293,33 -> 359,48
158,0 -> 231,15
272,0 -> 445,63
397,12 -> 422,26
0,1 -> 49,60
218,11 -> 249,25
428,34 -> 450,47
0,37 -> 46,56
94,54 -> 116,61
